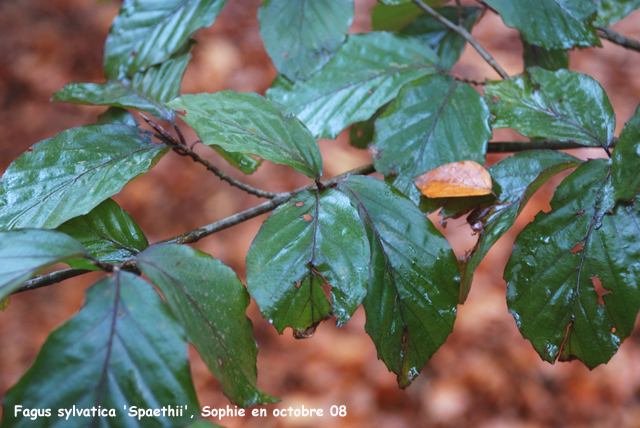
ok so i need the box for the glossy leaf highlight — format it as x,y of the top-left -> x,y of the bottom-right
0,124 -> 168,230
104,0 -> 228,78
267,32 -> 441,139
596,0 -> 640,25
168,91 -> 323,178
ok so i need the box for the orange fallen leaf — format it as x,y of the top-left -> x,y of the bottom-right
413,161 -> 492,198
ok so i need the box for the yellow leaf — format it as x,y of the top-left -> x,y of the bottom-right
413,161 -> 492,198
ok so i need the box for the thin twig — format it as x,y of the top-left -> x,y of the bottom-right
162,163 -> 377,245
488,138 -> 617,152
11,137 -> 619,294
597,27 -> 640,53
449,73 -> 486,86
172,120 -> 188,147
455,0 -> 464,27
412,0 -> 509,79
15,269 -> 92,294
172,143 -> 280,199
142,115 -> 279,199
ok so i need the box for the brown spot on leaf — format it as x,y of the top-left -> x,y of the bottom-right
302,213 -> 312,221
571,242 -> 583,254
491,96 -> 499,103
295,201 -> 304,207
356,129 -> 363,138
591,275 -> 609,305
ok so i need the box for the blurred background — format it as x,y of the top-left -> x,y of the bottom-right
2,0 -> 640,427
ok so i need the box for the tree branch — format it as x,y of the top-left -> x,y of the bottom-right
412,0 -> 509,79
597,27 -> 640,53
162,163 -> 377,245
12,138 -> 618,294
488,138 -> 617,152
15,268 -> 91,294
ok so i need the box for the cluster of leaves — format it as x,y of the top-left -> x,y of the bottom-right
2,0 -> 640,426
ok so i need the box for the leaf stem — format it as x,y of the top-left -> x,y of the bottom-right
144,116 -> 279,199
597,26 -> 640,53
411,0 -> 509,79
171,143 -> 280,199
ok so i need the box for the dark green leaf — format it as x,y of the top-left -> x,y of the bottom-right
522,36 -> 569,71
349,102 -> 390,149
54,42 -> 193,120
596,0 -> 640,25
246,189 -> 369,333
104,0 -> 227,79
372,74 -> 491,203
485,68 -> 615,148
612,103 -> 640,201
56,198 -> 148,271
0,229 -> 88,301
168,91 -> 323,179
258,0 -> 353,80
2,271 -> 200,427
459,151 -> 581,302
483,0 -> 600,49
266,32 -> 441,139
97,107 -> 140,126
338,176 -> 459,388
371,2 -> 425,31
0,124 -> 168,230
401,6 -> 483,70
136,244 -> 277,407
506,159 -> 640,368
210,145 -> 262,174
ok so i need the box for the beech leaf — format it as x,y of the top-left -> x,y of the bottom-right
414,161 -> 492,198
